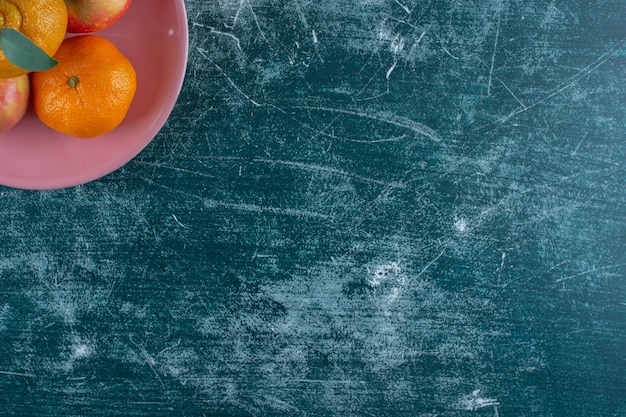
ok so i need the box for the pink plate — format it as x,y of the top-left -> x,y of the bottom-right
0,0 -> 189,190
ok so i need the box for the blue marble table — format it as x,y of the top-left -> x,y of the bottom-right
0,1 -> 625,415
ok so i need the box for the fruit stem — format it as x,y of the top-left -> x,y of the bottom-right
68,75 -> 79,88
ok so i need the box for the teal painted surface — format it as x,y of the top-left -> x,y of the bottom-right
1,1 -> 625,416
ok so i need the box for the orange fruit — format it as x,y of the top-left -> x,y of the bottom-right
0,0 -> 68,78
32,35 -> 137,138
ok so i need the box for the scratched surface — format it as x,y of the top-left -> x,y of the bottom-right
0,0 -> 625,416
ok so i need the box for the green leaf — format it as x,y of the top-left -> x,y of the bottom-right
0,27 -> 57,72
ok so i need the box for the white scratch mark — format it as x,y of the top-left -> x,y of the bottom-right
497,252 -> 507,280
141,177 -> 332,220
0,370 -> 34,378
442,45 -> 459,59
292,0 -> 322,62
252,251 -> 277,259
415,30 -> 426,45
415,250 -> 445,280
355,134 -> 408,143
547,260 -> 570,272
207,201 -> 332,220
458,389 -> 500,411
571,134 -> 588,156
133,160 -> 216,179
390,34 -> 405,55
556,263 -> 626,283
386,60 -> 398,79
245,0 -> 267,40
229,0 -> 266,42
394,0 -> 411,14
140,347 -> 165,388
231,0 -> 245,26
254,158 -> 389,185
197,48 -> 262,106
290,106 -> 443,143
498,77 -> 527,108
210,28 -> 242,51
289,379 -> 366,384
172,214 -> 190,229
488,39 -> 626,129
487,10 -> 501,96
193,23 -> 242,51
263,396 -> 303,414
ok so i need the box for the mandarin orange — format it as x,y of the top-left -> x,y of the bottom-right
0,0 -> 68,78
32,35 -> 137,138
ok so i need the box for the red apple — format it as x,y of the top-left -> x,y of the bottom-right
0,75 -> 29,133
65,0 -> 132,33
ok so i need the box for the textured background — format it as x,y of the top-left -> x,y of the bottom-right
1,0 -> 625,416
